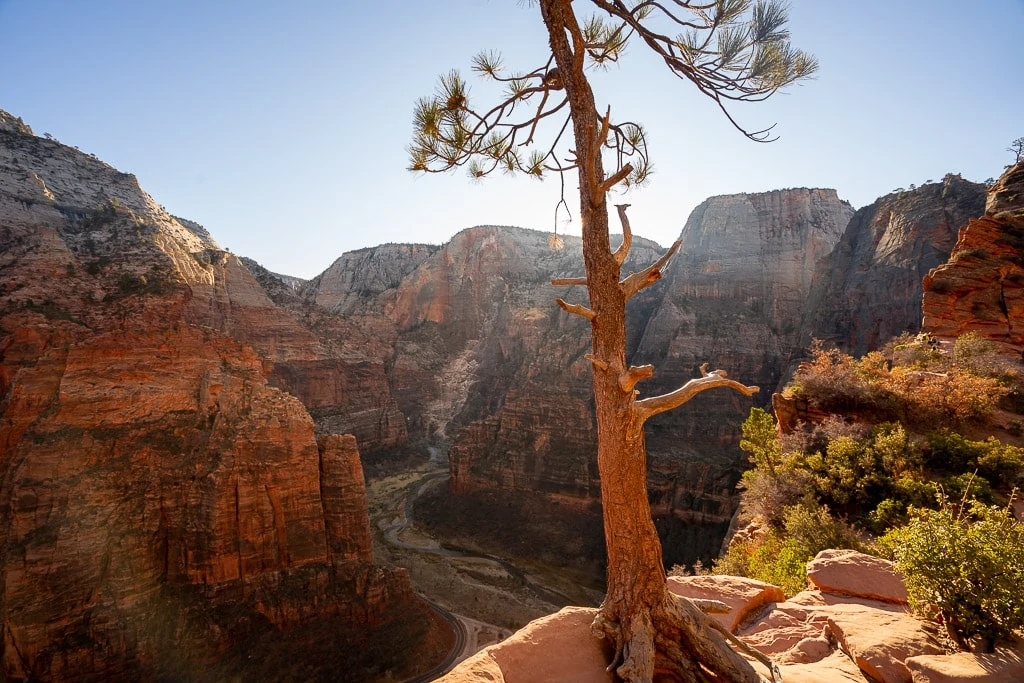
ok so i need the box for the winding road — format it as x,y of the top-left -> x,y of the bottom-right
385,466 -> 592,680
385,470 -> 582,606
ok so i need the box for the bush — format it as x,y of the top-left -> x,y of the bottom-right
794,343 -> 1008,428
881,499 -> 1024,651
716,503 -> 864,597
926,431 -> 1024,489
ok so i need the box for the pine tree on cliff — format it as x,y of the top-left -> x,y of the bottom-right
409,2 -> 815,680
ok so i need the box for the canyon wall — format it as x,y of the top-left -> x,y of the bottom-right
299,191 -> 853,563
805,176 -> 986,355
0,117 -> 437,679
633,189 -> 853,521
922,162 -> 1024,344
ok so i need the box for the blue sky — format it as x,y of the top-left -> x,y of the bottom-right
1,1 -> 1021,278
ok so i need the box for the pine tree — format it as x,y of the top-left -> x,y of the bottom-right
410,2 -> 816,680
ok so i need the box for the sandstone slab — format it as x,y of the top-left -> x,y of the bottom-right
667,574 -> 785,633
906,640 -> 1024,682
440,606 -> 613,683
826,603 -> 943,683
778,650 -> 868,682
806,549 -> 908,604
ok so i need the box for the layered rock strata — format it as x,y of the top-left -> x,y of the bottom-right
0,116 -> 434,679
304,191 -> 852,565
806,176 -> 985,356
633,189 -> 852,522
922,162 -> 1024,345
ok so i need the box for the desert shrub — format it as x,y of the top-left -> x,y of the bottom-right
739,407 -> 783,475
795,344 -> 873,410
926,432 -> 1024,489
795,343 -> 1008,428
954,331 -> 997,368
881,499 -> 1024,650
716,503 -> 864,597
736,407 -> 1021,538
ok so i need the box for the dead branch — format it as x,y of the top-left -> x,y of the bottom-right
619,364 -> 653,393
586,353 -> 610,371
598,161 -> 634,195
556,297 -> 596,321
691,599 -> 730,614
612,203 -> 632,266
552,276 -> 588,286
620,239 -> 681,300
635,368 -> 758,421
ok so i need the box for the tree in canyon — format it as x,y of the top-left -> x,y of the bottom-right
409,1 -> 815,680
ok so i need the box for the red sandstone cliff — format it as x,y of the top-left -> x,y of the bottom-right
806,176 -> 986,355
922,162 -> 1024,345
0,115 -> 438,679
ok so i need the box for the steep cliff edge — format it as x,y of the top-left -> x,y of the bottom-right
806,176 -> 986,355
923,162 -> 1024,345
0,114 -> 439,679
633,189 -> 852,524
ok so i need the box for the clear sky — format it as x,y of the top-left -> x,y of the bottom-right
1,1 -> 1021,279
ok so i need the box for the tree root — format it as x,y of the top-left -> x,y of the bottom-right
592,592 -> 779,683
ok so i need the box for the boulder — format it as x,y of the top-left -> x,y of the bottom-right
439,607 -> 613,683
906,640 -> 1024,682
806,549 -> 908,604
667,575 -> 785,633
826,603 -> 943,683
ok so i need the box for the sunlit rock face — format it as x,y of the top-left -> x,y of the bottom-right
307,225 -> 665,494
633,189 -> 852,523
805,176 -> 986,356
0,115 -> 433,680
299,190 -> 850,566
923,162 -> 1024,345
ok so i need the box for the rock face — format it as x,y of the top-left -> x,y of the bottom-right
0,115 -> 436,679
300,192 -> 852,565
305,225 -> 665,496
806,176 -> 985,356
922,163 -> 1024,345
633,189 -> 852,523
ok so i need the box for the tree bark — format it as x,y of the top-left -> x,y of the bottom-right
538,2 -> 765,681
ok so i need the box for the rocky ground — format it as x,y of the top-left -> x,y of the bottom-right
441,549 -> 1024,682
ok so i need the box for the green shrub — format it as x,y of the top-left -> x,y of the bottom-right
881,499 -> 1024,651
716,503 -> 864,597
926,431 -> 1024,489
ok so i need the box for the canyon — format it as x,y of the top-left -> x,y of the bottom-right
0,111 -> 443,680
1,105 -> 1011,680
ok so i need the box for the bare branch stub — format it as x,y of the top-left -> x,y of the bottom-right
619,364 -> 653,393
620,238 -> 681,300
555,297 -> 597,321
586,353 -> 610,371
612,203 -> 632,266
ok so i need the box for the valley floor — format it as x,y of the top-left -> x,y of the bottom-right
365,452 -> 604,677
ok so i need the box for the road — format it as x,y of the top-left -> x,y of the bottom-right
384,470 -> 582,605
386,466 -> 588,681
405,598 -> 467,683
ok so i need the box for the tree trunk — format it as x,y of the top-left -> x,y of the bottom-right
538,2 -> 766,681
